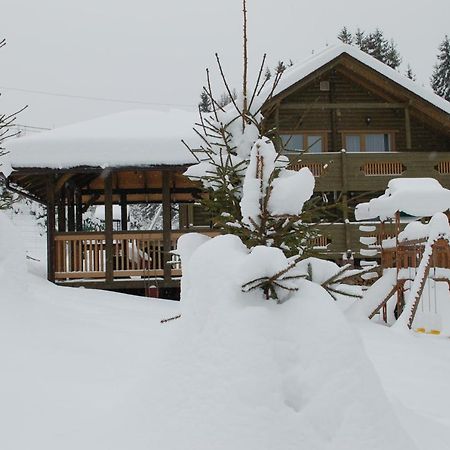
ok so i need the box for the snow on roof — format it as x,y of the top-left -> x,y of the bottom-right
270,44 -> 450,116
355,178 -> 450,221
5,108 -> 198,173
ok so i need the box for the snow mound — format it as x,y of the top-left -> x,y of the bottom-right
355,178 -> 450,221
171,234 -> 416,450
0,213 -> 417,449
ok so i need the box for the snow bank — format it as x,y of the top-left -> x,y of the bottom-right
355,178 -> 450,220
172,233 -> 416,450
5,108 -> 197,173
0,212 -> 417,449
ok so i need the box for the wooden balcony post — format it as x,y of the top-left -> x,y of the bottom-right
162,170 -> 172,283
104,172 -> 114,283
46,174 -> 56,283
340,150 -> 351,251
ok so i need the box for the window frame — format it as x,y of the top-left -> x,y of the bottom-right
341,131 -> 396,152
280,131 -> 328,153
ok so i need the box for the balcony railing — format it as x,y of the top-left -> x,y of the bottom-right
54,230 -> 219,281
288,151 -> 450,192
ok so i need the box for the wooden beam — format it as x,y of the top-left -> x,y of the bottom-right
67,184 -> 75,232
279,102 -> 407,110
57,189 -> 66,232
162,171 -> 172,283
104,172 -> 114,283
120,193 -> 127,231
75,188 -> 83,231
405,106 -> 412,150
46,175 -> 56,283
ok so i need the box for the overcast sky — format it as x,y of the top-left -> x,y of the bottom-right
1,0 -> 449,129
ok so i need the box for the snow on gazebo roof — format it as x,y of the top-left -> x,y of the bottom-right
5,108 -> 198,173
355,178 -> 450,221
268,44 -> 450,116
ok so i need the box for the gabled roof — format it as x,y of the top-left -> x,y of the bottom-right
267,44 -> 450,116
4,108 -> 198,174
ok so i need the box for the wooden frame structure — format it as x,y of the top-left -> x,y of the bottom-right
367,212 -> 450,329
8,165 -> 218,295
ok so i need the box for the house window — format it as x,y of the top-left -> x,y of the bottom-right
281,133 -> 325,153
343,133 -> 392,152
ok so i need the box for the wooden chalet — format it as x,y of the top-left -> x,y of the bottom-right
261,44 -> 450,258
188,45 -> 450,259
5,44 -> 450,295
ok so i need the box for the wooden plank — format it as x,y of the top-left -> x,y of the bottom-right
162,171 -> 172,282
46,175 -> 56,283
104,172 -> 114,283
280,102 -> 407,110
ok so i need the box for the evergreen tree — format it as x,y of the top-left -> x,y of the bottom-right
431,35 -> 450,101
338,26 -> 353,44
198,91 -> 212,113
339,27 -> 402,70
406,64 -> 416,81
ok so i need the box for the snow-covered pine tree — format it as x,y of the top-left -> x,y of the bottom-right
198,91 -> 212,113
431,35 -> 450,101
338,26 -> 353,45
406,65 -> 416,81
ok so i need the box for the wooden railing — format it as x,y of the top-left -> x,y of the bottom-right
54,230 -> 219,281
288,151 -> 450,192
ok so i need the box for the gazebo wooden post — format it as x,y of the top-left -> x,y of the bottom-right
57,189 -> 66,232
67,184 -> 75,232
104,172 -> 114,283
120,193 -> 127,231
46,174 -> 56,283
162,170 -> 172,283
75,188 -> 83,231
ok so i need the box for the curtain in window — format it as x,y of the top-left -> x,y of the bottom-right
307,135 -> 322,153
281,135 -> 303,152
365,134 -> 389,152
345,135 -> 361,152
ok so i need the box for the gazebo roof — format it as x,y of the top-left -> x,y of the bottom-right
4,108 -> 198,174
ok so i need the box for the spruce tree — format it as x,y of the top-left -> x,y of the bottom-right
338,26 -> 353,44
339,27 -> 401,70
198,91 -> 212,113
406,65 -> 416,81
431,35 -> 450,101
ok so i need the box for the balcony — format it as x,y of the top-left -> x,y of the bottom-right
288,151 -> 450,192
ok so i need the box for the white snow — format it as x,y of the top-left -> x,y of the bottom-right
4,109 -> 197,174
3,212 -> 450,448
268,43 -> 450,116
355,178 -> 450,221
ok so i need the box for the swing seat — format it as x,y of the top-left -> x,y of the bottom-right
427,329 -> 441,335
415,328 -> 426,333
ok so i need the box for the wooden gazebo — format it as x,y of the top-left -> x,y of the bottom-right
5,109 -> 214,297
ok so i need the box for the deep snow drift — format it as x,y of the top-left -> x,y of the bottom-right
2,212 -> 449,449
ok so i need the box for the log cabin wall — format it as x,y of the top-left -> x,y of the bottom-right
267,68 -> 450,153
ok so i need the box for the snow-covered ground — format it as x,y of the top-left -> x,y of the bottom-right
1,212 -> 450,449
